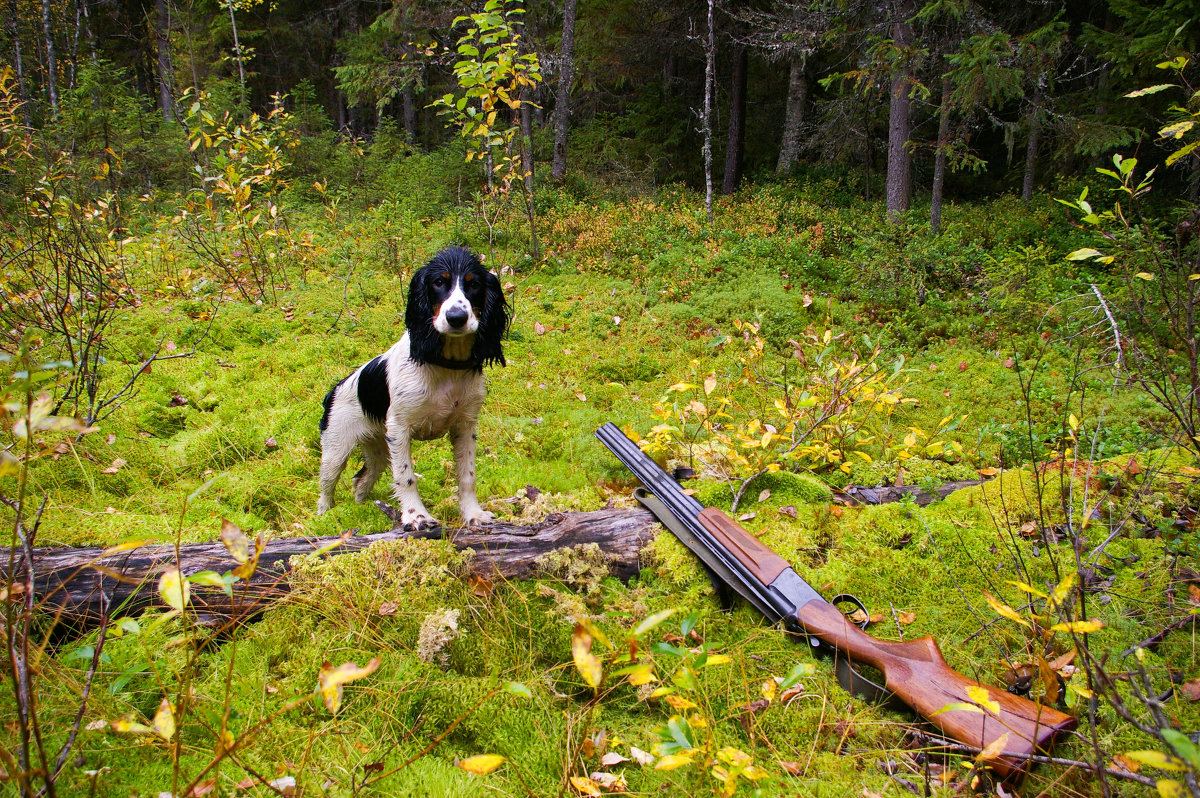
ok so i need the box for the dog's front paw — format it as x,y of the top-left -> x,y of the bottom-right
461,508 -> 495,527
401,505 -> 437,530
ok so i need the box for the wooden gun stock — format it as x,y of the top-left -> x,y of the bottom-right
698,507 -> 1076,780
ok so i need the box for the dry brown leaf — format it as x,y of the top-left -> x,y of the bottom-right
1048,648 -> 1077,671
468,574 -> 495,598
101,458 -> 127,474
629,747 -> 654,766
1180,678 -> 1200,701
778,505 -> 797,518
779,685 -> 805,704
1111,754 -> 1141,773
190,779 -> 217,797
1189,584 -> 1200,606
738,512 -> 756,521
779,761 -> 803,776
236,777 -> 255,790
534,321 -> 547,335
600,752 -> 629,767
897,611 -> 916,625
377,600 -> 398,616
758,489 -> 771,503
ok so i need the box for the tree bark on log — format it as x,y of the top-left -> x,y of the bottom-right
21,506 -> 659,629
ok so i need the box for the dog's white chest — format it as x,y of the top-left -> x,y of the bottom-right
407,375 -> 483,440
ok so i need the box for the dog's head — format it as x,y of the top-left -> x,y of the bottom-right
406,246 -> 509,368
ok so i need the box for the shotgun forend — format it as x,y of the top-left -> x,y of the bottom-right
595,422 -> 1076,782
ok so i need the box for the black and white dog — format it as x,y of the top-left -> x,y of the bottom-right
317,246 -> 509,527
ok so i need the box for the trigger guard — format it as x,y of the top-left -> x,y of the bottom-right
829,593 -> 872,630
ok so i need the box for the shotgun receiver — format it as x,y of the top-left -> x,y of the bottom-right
595,423 -> 1076,780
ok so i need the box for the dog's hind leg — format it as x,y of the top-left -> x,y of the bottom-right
317,433 -> 356,515
353,435 -> 388,504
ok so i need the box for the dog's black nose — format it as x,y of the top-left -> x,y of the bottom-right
446,307 -> 469,329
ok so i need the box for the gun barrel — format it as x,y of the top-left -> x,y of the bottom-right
595,423 -> 794,622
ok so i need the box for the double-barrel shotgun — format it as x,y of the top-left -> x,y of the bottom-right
595,422 -> 1076,781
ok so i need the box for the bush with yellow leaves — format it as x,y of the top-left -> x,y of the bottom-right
638,320 -> 962,509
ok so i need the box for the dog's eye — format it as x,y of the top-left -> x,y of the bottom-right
432,277 -> 446,288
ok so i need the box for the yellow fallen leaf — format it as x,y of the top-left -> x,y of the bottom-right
1050,619 -> 1103,634
572,623 -> 603,689
983,591 -> 1030,628
458,754 -> 506,775
569,775 -> 602,795
966,685 -> 1000,714
654,753 -> 694,771
976,732 -> 1010,762
664,695 -> 698,711
318,657 -> 382,714
152,698 -> 176,741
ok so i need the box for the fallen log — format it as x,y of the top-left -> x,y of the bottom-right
22,504 -> 659,628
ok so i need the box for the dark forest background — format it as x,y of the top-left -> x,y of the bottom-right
4,0 -> 1198,208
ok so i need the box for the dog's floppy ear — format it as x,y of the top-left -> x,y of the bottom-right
405,266 -> 441,364
472,269 -> 510,368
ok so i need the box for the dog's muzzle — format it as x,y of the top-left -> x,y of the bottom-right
445,307 -> 470,329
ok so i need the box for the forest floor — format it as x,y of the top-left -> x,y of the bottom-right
5,182 -> 1197,797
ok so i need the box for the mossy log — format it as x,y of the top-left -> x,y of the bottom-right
21,505 -> 658,628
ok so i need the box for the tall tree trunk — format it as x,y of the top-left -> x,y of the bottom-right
41,0 -> 59,117
776,56 -> 808,175
1022,75 -> 1044,203
930,73 -> 951,234
155,0 -> 175,121
7,0 -> 32,126
68,0 -> 81,90
722,46 -> 748,195
702,0 -> 715,224
551,0 -> 578,181
334,87 -> 346,131
79,0 -> 96,64
225,0 -> 246,108
402,85 -> 416,143
520,87 -> 535,195
884,0 -> 914,220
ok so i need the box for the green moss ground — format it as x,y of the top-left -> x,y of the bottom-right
3,188 -> 1196,796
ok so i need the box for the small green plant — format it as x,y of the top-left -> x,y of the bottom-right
1059,55 -> 1200,463
1,345 -> 98,797
567,609 -> 773,795
639,320 -> 961,509
177,89 -> 302,302
432,0 -> 542,261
